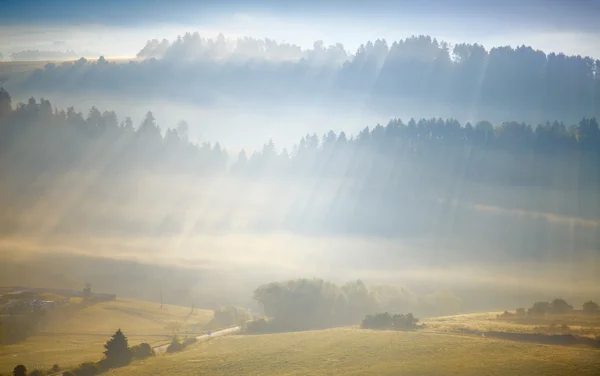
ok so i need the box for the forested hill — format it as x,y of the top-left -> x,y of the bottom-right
12,35 -> 600,124
0,89 -> 598,259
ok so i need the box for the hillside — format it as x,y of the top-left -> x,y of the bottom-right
0,299 -> 213,373
104,327 -> 600,376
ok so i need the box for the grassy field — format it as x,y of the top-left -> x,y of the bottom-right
424,312 -> 600,338
0,299 -> 213,373
104,328 -> 600,376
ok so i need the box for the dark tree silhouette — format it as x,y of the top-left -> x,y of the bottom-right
103,329 -> 132,367
13,364 -> 27,376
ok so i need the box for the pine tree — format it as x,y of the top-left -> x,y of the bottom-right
103,329 -> 132,366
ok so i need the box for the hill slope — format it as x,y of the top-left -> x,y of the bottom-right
105,328 -> 600,376
0,299 -> 212,373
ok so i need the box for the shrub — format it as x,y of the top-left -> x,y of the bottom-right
211,306 -> 252,328
50,365 -> 60,373
182,336 -> 197,346
131,343 -> 154,359
71,362 -> 99,376
29,370 -> 45,376
62,372 -> 76,376
243,318 -> 270,334
361,312 -> 393,329
166,336 -> 185,353
582,301 -> 599,315
13,365 -> 27,376
361,312 -> 419,330
497,311 -> 515,319
516,308 -> 526,317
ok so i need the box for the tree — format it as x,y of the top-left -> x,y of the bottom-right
103,329 -> 132,367
528,301 -> 550,316
13,364 -> 27,376
0,87 -> 11,118
582,301 -> 599,315
549,298 -> 573,314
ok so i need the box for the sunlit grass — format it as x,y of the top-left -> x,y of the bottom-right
0,299 -> 212,373
105,328 -> 600,376
424,312 -> 600,338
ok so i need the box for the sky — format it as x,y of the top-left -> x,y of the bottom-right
1,0 -> 600,59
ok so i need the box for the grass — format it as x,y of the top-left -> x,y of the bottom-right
104,328 -> 600,376
0,299 -> 213,373
424,312 -> 600,338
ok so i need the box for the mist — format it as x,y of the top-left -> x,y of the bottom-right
1,1 -> 600,319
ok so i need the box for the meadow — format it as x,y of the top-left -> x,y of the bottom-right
104,327 -> 600,376
0,299 -> 212,373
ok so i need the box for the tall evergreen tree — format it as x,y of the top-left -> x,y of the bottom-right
103,329 -> 132,366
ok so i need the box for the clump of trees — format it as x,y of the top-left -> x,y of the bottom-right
209,306 -> 252,328
527,299 -> 573,316
249,278 -> 461,333
360,312 -> 420,330
499,299 -> 599,318
582,301 -> 599,315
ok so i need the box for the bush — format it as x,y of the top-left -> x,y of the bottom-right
182,336 -> 197,346
13,365 -> 27,376
131,343 -> 154,359
50,365 -> 60,373
29,370 -> 45,376
243,318 -> 270,334
211,306 -> 252,328
497,311 -> 515,319
62,372 -> 76,376
582,301 -> 599,315
516,308 -> 526,317
361,312 -> 419,330
166,336 -> 185,353
71,362 -> 99,376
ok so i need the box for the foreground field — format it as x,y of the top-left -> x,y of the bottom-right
0,299 -> 212,373
105,328 -> 600,376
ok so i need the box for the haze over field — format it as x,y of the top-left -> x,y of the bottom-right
1,0 -> 599,322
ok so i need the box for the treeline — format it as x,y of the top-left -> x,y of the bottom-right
245,278 -> 461,333
0,89 -> 227,177
2,89 -> 599,187
1,90 -> 599,251
17,34 -> 600,122
499,298 -> 600,318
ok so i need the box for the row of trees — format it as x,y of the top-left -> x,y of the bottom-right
249,278 -> 461,333
499,299 -> 600,318
527,299 -> 599,316
19,35 -> 600,122
2,89 -> 599,187
2,90 -> 599,251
